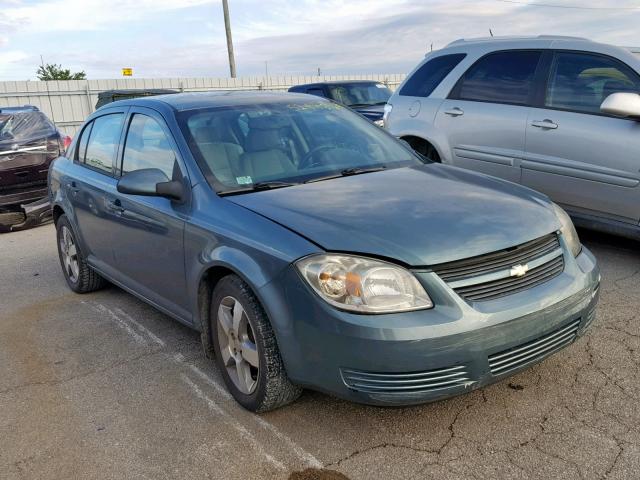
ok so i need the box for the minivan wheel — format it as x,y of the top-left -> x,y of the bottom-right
210,275 -> 302,412
56,214 -> 107,293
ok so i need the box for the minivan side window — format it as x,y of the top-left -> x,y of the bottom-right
545,52 -> 640,115
122,114 -> 176,179
400,54 -> 466,97
452,51 -> 542,105
84,114 -> 124,174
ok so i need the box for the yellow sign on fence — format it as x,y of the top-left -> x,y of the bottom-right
122,68 -> 133,77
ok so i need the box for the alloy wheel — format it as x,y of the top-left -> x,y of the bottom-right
216,296 -> 259,394
59,225 -> 80,283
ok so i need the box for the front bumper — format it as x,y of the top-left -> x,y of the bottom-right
262,245 -> 600,406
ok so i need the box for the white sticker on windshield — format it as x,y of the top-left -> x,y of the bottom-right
236,176 -> 253,185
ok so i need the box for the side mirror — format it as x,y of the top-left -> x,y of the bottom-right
117,168 -> 185,201
600,92 -> 640,120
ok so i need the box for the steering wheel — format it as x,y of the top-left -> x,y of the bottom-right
298,145 -> 336,170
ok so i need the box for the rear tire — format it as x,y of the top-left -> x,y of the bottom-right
56,214 -> 107,293
210,274 -> 302,412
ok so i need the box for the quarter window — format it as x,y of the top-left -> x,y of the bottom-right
84,114 -> 124,174
122,114 -> 177,179
306,88 -> 326,98
400,54 -> 466,97
545,52 -> 640,114
453,51 -> 542,105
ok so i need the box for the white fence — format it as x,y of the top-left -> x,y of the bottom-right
0,74 -> 406,137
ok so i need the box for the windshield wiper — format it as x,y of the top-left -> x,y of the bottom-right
305,166 -> 386,184
218,181 -> 299,196
341,166 -> 386,176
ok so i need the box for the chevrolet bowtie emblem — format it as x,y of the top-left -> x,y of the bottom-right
510,264 -> 529,278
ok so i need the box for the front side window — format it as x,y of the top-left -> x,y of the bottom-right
545,52 -> 640,114
84,114 -> 124,174
122,114 -> 176,179
400,54 -> 466,97
327,83 -> 392,107
179,100 -> 423,193
453,50 -> 542,105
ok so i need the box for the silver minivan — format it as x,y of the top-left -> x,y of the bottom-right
385,36 -> 640,239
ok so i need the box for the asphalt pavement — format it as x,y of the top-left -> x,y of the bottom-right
1,224 -> 639,480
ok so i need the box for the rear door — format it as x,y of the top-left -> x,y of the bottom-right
110,107 -> 190,319
522,51 -> 640,224
435,50 -> 543,183
69,111 -> 126,270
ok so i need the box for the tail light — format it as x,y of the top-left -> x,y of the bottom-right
59,135 -> 72,154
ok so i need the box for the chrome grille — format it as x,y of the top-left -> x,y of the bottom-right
433,233 -> 564,302
341,365 -> 470,394
488,319 -> 580,376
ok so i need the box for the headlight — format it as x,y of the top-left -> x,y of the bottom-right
552,203 -> 581,257
382,103 -> 393,127
296,254 -> 433,313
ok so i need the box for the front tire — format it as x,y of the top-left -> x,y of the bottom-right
210,275 -> 302,412
56,214 -> 107,293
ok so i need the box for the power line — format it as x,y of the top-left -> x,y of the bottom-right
496,0 -> 640,9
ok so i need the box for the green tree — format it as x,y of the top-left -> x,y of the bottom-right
36,63 -> 87,81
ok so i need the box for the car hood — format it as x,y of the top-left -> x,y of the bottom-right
227,164 -> 560,266
352,104 -> 385,120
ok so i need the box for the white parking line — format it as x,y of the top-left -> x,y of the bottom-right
172,354 -> 322,469
181,375 -> 286,471
83,301 -> 147,345
86,301 -> 323,470
113,307 -> 166,347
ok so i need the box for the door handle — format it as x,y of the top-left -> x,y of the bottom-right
531,119 -> 558,129
444,107 -> 464,117
106,199 -> 124,214
68,181 -> 80,193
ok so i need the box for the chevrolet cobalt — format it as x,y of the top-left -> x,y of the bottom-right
49,92 -> 600,412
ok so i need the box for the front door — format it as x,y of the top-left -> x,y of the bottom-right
435,50 -> 544,184
522,51 -> 640,224
111,108 -> 191,320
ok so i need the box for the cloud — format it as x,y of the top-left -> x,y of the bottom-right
0,0 -> 639,80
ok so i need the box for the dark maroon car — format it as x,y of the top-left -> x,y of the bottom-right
0,106 -> 70,231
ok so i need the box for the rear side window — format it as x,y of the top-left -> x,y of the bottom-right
452,51 -> 542,105
545,52 -> 640,114
84,114 -> 124,174
76,122 -> 93,162
122,114 -> 176,179
400,54 -> 466,97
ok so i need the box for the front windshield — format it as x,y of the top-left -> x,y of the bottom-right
327,83 -> 392,107
179,100 -> 423,194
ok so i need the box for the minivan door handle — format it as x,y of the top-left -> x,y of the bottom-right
531,119 -> 558,129
444,107 -> 464,117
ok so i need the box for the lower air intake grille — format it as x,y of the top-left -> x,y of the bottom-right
488,319 -> 580,376
341,365 -> 470,394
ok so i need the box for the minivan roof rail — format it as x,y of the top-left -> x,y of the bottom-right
446,35 -> 589,46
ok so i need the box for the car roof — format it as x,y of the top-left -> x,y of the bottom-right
105,90 -> 327,112
291,80 -> 385,88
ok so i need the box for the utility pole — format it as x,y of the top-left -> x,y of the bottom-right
222,0 -> 237,78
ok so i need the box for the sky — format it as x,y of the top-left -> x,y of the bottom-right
0,0 -> 639,81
